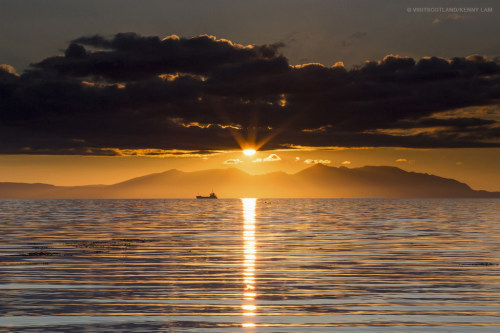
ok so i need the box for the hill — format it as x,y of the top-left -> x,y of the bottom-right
0,164 -> 499,199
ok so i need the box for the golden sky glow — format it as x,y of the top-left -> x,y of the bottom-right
1,147 -> 500,192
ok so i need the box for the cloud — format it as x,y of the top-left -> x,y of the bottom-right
223,158 -> 243,165
263,153 -> 281,162
34,33 -> 285,81
396,158 -> 408,163
0,33 -> 500,155
253,153 -> 281,163
341,160 -> 351,165
0,64 -> 18,76
304,159 -> 331,165
112,148 -> 215,158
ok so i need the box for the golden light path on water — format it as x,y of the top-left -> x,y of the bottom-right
241,198 -> 257,329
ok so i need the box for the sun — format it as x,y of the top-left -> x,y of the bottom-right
243,149 -> 257,156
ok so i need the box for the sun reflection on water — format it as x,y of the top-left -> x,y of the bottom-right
241,198 -> 257,328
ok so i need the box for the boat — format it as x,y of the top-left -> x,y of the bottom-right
196,192 -> 218,199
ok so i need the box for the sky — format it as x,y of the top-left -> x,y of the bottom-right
1,0 -> 500,191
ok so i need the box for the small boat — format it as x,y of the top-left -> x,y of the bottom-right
196,192 -> 218,199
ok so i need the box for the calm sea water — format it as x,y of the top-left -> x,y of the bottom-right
0,199 -> 499,332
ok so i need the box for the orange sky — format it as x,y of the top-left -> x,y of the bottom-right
1,147 -> 499,191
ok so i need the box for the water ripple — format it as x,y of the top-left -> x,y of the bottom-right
0,198 -> 499,332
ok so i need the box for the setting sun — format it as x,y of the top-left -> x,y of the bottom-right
243,149 -> 257,156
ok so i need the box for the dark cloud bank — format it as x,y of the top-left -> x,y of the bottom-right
1,33 -> 500,155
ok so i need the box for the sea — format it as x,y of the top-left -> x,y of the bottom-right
0,198 -> 499,332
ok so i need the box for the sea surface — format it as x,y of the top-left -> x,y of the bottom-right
0,199 -> 499,332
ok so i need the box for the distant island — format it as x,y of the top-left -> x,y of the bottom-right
1,164 -> 499,199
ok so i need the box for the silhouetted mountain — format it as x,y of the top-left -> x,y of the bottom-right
0,182 -> 59,199
1,165 -> 499,198
295,164 -> 478,198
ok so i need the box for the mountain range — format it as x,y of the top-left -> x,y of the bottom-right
1,164 -> 499,199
